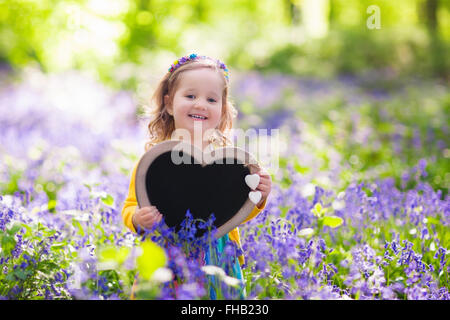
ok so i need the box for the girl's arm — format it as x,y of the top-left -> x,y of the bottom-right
121,162 -> 139,233
241,197 -> 267,225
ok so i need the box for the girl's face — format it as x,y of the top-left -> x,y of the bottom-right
164,68 -> 223,140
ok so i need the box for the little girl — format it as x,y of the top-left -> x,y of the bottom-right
121,53 -> 272,299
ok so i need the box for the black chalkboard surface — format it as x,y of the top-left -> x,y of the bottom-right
135,140 -> 261,238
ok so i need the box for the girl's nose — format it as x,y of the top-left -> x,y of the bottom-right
193,102 -> 207,110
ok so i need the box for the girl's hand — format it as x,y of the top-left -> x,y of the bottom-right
255,168 -> 272,208
132,206 -> 162,231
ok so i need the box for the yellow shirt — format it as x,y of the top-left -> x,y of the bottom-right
121,148 -> 267,265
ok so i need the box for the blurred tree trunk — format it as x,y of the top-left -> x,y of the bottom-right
424,0 -> 438,33
194,0 -> 208,23
419,0 -> 447,79
286,0 -> 301,25
328,0 -> 336,26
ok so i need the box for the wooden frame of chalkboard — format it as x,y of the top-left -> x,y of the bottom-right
135,140 -> 261,239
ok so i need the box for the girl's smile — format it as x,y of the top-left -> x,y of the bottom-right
188,114 -> 208,120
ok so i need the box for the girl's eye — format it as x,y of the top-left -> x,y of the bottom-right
186,95 -> 216,103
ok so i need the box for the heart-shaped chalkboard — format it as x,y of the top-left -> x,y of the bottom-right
135,140 -> 261,239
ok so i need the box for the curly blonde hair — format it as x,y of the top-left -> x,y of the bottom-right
144,57 -> 238,151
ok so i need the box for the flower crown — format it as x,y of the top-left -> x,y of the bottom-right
168,53 -> 230,82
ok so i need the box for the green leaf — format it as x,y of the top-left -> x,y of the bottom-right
7,224 -> 22,236
322,216 -> 344,228
21,223 -> 33,237
47,199 -> 57,211
136,240 -> 167,281
280,206 -> 292,219
6,273 -> 15,282
426,217 -> 440,225
14,269 -> 27,280
40,260 -> 60,272
293,158 -> 310,174
99,246 -> 130,265
72,220 -> 85,237
51,242 -> 66,250
312,203 -> 326,218
101,194 -> 114,206
1,235 -> 16,255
